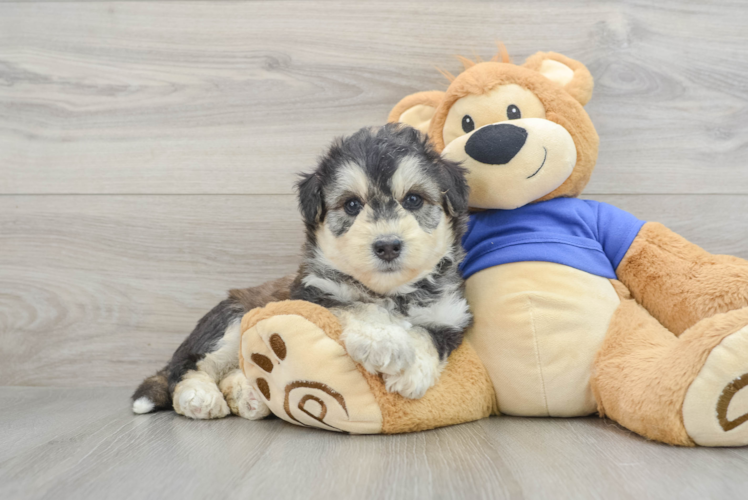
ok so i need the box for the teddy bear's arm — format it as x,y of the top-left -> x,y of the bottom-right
616,222 -> 748,335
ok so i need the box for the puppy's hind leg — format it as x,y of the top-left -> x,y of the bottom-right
219,369 -> 270,420
168,300 -> 247,420
173,316 -> 254,420
133,276 -> 295,418
173,370 -> 230,419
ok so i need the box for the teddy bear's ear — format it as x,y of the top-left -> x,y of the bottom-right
523,52 -> 594,106
387,90 -> 446,134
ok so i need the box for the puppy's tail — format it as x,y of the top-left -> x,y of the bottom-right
131,366 -> 172,414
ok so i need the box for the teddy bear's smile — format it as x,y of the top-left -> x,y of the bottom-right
526,147 -> 547,179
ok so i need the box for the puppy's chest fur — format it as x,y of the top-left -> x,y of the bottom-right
291,255 -> 468,328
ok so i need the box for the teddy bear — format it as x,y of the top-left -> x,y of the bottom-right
239,48 -> 748,446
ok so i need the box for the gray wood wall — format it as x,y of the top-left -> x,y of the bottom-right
2,0 -> 747,388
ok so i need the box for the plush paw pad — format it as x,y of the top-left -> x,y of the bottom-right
241,312 -> 383,433
683,325 -> 748,446
717,374 -> 748,432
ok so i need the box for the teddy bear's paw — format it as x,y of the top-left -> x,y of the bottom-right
173,373 -> 230,420
219,369 -> 270,420
683,324 -> 748,446
241,312 -> 383,433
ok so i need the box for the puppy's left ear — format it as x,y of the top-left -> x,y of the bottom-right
439,158 -> 470,218
523,52 -> 594,106
296,171 -> 325,227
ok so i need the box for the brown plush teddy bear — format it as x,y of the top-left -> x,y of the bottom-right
240,48 -> 748,446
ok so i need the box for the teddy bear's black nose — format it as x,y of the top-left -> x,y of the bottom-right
465,123 -> 528,165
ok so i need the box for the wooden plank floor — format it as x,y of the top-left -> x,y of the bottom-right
0,387 -> 745,500
2,0 -> 748,498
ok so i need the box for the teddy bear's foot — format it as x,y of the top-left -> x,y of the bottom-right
219,369 -> 271,420
240,306 -> 383,433
683,324 -> 748,446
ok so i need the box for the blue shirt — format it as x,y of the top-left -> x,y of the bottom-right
460,198 -> 646,280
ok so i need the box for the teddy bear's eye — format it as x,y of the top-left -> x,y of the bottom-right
461,115 -> 475,133
507,105 -> 521,120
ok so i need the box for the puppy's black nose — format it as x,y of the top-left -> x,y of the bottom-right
465,123 -> 528,165
373,239 -> 402,262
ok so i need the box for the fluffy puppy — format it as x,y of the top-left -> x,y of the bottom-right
293,124 -> 472,398
131,124 -> 471,419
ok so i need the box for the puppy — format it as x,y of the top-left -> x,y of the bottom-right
132,124 -> 471,419
292,124 -> 472,398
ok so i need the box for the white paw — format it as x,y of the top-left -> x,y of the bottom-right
219,369 -> 271,421
234,386 -> 270,420
343,323 -> 416,375
173,375 -> 230,420
338,304 -> 416,375
383,348 -> 443,399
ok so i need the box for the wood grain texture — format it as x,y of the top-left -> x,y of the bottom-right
0,387 -> 746,500
0,194 -> 304,386
1,0 -> 748,195
1,193 -> 747,387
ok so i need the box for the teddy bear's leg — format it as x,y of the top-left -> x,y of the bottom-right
617,222 -> 748,335
593,282 -> 748,446
239,300 -> 496,434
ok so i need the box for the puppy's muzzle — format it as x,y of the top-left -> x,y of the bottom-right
465,123 -> 528,165
373,238 -> 402,263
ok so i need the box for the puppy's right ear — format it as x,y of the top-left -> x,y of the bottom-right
296,172 -> 325,227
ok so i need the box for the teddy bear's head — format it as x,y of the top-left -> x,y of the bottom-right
388,50 -> 599,210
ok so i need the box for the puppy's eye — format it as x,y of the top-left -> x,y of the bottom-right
461,115 -> 475,133
343,198 -> 363,216
402,193 -> 424,210
507,104 -> 521,120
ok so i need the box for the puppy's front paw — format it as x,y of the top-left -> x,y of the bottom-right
343,323 -> 416,376
383,347 -> 443,399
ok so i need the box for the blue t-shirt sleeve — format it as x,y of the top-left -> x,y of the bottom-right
592,201 -> 646,272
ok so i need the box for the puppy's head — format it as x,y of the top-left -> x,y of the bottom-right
297,124 -> 469,295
